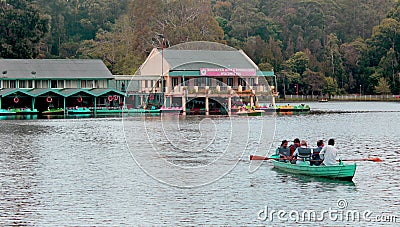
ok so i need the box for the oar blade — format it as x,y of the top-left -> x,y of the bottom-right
250,155 -> 268,160
369,157 -> 383,162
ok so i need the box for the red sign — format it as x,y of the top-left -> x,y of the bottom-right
200,68 -> 256,76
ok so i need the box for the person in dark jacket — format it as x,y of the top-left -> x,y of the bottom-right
277,140 -> 291,162
311,140 -> 324,166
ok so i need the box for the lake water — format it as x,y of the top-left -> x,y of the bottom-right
1,102 -> 399,226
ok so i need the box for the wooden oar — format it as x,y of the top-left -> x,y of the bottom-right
250,155 -> 279,160
250,155 -> 383,162
339,157 -> 382,162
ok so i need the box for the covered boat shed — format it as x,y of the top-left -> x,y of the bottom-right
0,59 -> 126,113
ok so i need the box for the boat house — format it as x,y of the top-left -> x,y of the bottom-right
0,59 -> 125,114
127,41 -> 275,115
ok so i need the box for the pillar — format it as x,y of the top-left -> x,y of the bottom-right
94,97 -> 97,115
140,95 -> 144,107
272,95 -> 276,107
32,98 -> 36,110
63,97 -> 66,116
182,96 -> 186,116
228,95 -> 232,116
182,89 -> 186,116
205,96 -> 209,116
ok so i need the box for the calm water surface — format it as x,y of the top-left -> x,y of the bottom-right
0,102 -> 399,226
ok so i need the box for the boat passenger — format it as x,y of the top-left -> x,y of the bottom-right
293,140 -> 312,165
288,138 -> 301,164
311,140 -> 324,166
289,138 -> 300,156
320,139 -> 338,166
276,140 -> 290,162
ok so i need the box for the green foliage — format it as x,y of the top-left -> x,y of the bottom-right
0,0 -> 49,58
286,52 -> 309,76
3,0 -> 400,95
324,77 -> 338,97
374,77 -> 392,94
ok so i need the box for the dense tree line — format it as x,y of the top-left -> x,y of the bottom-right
1,0 -> 400,95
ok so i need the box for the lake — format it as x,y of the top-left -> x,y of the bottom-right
0,102 -> 399,226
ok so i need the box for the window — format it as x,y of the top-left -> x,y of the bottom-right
8,80 -> 16,88
172,78 -> 179,87
51,80 -> 58,88
227,78 -> 233,86
65,80 -> 72,88
249,78 -> 255,86
18,80 -> 26,88
57,80 -> 64,88
80,80 -> 93,88
238,78 -> 246,86
216,78 -> 223,86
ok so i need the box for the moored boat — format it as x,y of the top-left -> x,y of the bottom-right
13,108 -> 39,115
276,104 -> 310,112
0,109 -> 17,115
42,108 -> 64,115
269,155 -> 356,181
237,110 -> 264,116
67,107 -> 91,115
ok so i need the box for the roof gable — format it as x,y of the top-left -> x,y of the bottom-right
163,49 -> 259,70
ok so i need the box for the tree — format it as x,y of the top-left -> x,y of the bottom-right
323,33 -> 345,88
303,69 -> 325,96
324,77 -> 338,98
374,77 -> 391,94
286,51 -> 309,76
0,0 -> 49,58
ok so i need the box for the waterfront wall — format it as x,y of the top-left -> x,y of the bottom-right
278,94 -> 400,102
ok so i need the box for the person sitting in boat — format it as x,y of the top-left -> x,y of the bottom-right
292,140 -> 312,165
288,138 -> 301,164
311,140 -> 324,166
289,138 -> 300,156
276,140 -> 291,162
320,139 -> 338,166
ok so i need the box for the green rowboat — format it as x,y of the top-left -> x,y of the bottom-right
270,155 -> 356,181
42,108 -> 64,115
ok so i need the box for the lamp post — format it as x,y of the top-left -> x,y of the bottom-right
295,84 -> 299,96
360,85 -> 362,97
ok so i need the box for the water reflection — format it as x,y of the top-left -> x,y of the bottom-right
0,102 -> 399,225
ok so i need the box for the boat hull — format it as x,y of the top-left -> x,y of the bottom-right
270,155 -> 356,181
67,108 -> 91,115
237,110 -> 264,116
42,109 -> 64,115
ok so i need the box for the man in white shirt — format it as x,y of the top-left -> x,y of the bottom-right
320,139 -> 338,166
